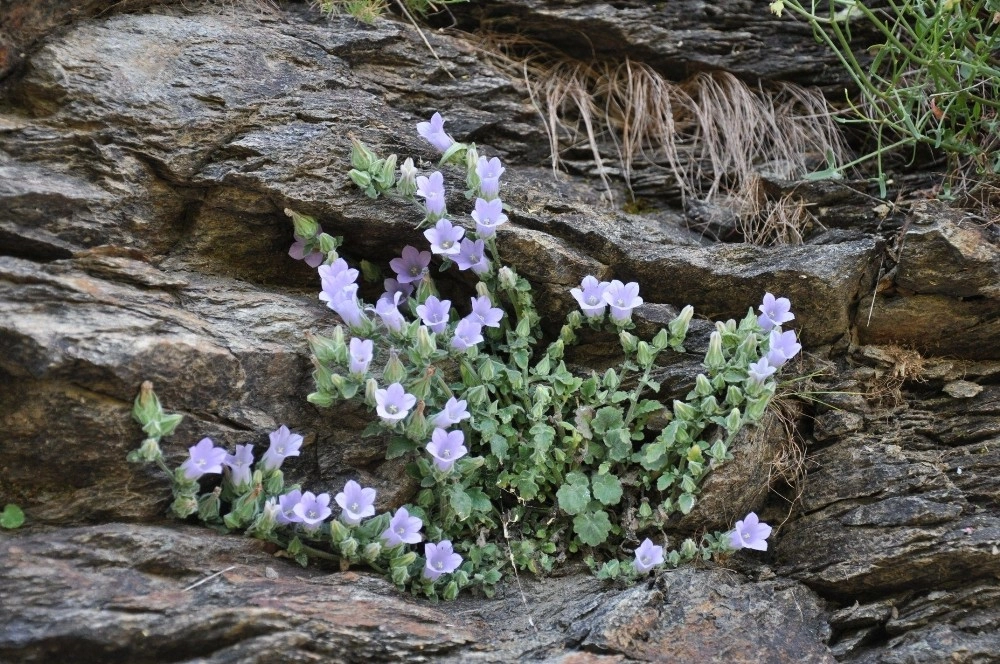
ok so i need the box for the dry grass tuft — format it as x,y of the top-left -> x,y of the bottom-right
480,35 -> 851,233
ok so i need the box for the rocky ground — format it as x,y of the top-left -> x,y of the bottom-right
1,1 -> 998,662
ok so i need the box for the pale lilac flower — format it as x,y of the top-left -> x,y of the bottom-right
467,295 -> 504,328
728,512 -> 772,551
289,232 -> 324,268
451,318 -> 483,351
431,397 -> 471,428
390,245 -> 432,285
293,491 -> 332,526
603,280 -> 643,322
318,258 -> 359,292
223,443 -> 254,488
417,112 -> 455,153
471,197 -> 508,238
276,489 -> 303,525
180,438 -> 227,480
261,425 -> 304,471
766,329 -> 801,368
758,292 -> 795,332
416,295 -> 451,334
381,507 -> 423,547
633,538 -> 665,573
476,156 -> 504,199
416,171 -> 447,217
426,428 -> 468,471
747,357 -> 777,384
375,382 -> 417,423
349,338 -> 374,375
423,540 -> 463,580
381,277 -> 414,304
320,282 -> 365,328
571,276 -> 610,318
375,291 -> 407,333
335,480 -> 377,525
424,218 -> 465,256
454,238 -> 490,275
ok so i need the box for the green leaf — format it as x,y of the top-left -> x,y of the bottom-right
605,428 -> 632,462
386,436 -> 417,459
591,473 -> 623,506
1,504 -> 25,529
449,487 -> 473,521
591,407 -> 624,436
466,488 -> 493,513
677,492 -> 696,514
530,423 -> 555,452
489,434 -> 509,461
610,390 -> 630,403
634,399 -> 664,417
511,472 -> 540,501
573,510 -> 612,546
656,472 -> 675,491
557,478 -> 590,515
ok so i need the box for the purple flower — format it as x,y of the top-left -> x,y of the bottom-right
451,318 -> 483,351
375,382 -> 417,423
416,171 -> 447,217
758,293 -> 794,332
293,491 -> 332,526
747,357 -> 776,384
390,245 -> 432,285
766,329 -> 801,368
423,540 -> 463,580
570,276 -> 610,318
417,112 -> 455,153
426,428 -> 468,471
261,425 -> 304,471
424,218 -> 465,256
476,156 -> 504,200
633,538 -> 665,573
454,238 -> 490,275
728,512 -> 772,551
335,480 -> 377,525
375,291 -> 407,333
416,295 -> 451,334
603,280 -> 643,322
223,443 -> 254,488
467,295 -> 504,328
471,198 -> 508,238
320,282 -> 366,328
289,232 -> 324,268
431,397 -> 471,428
180,437 -> 228,480
349,337 -> 374,375
381,507 -> 423,547
381,278 -> 414,303
276,489 -> 303,525
318,258 -> 359,292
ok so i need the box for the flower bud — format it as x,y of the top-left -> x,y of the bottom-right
515,317 -> 531,339
745,394 -> 770,421
652,328 -> 670,350
673,399 -> 698,421
307,390 -> 334,407
724,385 -> 744,407
285,208 -> 319,239
700,395 -> 720,416
680,538 -> 698,559
477,359 -> 496,382
724,407 -> 742,433
264,468 -> 285,495
669,305 -> 694,345
443,580 -> 460,600
308,331 -> 346,364
330,373 -> 346,393
340,537 -> 360,559
619,331 -> 638,353
397,157 -> 417,197
363,541 -> 383,563
465,384 -> 488,407
475,281 -> 491,300
349,168 -> 372,189
405,400 -> 428,438
136,437 -> 163,463
170,495 -> 198,518
636,340 -> 654,367
383,349 -> 407,385
391,565 -> 410,586
694,374 -> 714,397
197,487 -> 222,522
350,136 -> 377,171
566,310 -> 583,328
377,154 -> 397,190
416,326 -> 437,359
465,144 -> 481,192
498,266 -> 517,290
709,438 -> 729,461
364,378 -> 379,406
705,331 -> 725,370
318,233 -> 340,257
330,519 -> 350,544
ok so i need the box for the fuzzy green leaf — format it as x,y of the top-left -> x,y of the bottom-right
677,492 -> 696,514
557,478 -> 590,515
591,407 -> 624,436
591,473 -> 623,506
449,487 -> 473,521
573,510 -> 612,546
386,436 -> 418,459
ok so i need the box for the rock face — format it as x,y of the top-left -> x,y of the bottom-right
1,1 -> 998,662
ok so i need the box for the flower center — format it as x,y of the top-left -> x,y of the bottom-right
616,297 -> 625,306
435,561 -> 444,570
442,449 -> 451,458
308,509 -> 317,519
397,526 -> 405,535
471,254 -> 480,262
387,405 -> 399,414
276,446 -> 285,454
587,296 -> 598,305
351,502 -> 359,512
743,531 -> 751,540
641,555 -> 650,564
196,459 -> 206,467
409,266 -> 420,276
442,240 -> 453,249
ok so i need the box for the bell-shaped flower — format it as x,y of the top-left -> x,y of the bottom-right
318,258 -> 359,292
450,318 -> 483,351
758,292 -> 795,332
293,491 -> 332,526
320,282 -> 366,329
747,357 -> 777,384
423,218 -> 465,256
381,277 -> 414,303
471,198 -> 508,238
349,338 -> 374,375
426,428 -> 468,471
289,231 -> 324,268
374,382 -> 417,423
276,489 -> 303,525
571,276 -> 610,318
633,538 -> 665,573
431,397 -> 471,428
603,280 -> 643,322
381,507 -> 423,547
261,425 -> 304,471
416,171 -> 447,217
375,291 -> 407,334
417,112 -> 455,153
467,295 -> 504,328
223,443 -> 254,488
728,512 -> 772,551
476,156 -> 504,200
416,295 -> 451,334
766,329 -> 801,368
397,157 -> 418,197
454,238 -> 490,275
423,540 -> 463,580
335,480 -> 377,525
180,438 -> 228,480
390,245 -> 432,285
